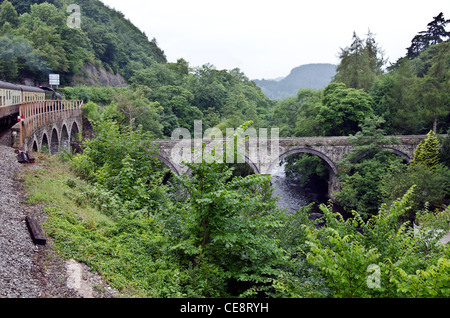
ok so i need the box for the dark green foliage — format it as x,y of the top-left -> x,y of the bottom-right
440,130 -> 450,168
63,85 -> 115,104
381,163 -> 449,214
271,88 -> 323,137
172,159 -> 288,296
0,1 -> 19,28
406,12 -> 450,59
284,153 -> 329,188
336,117 -> 404,217
316,82 -> 374,136
71,120 -> 167,215
3,0 -> 166,84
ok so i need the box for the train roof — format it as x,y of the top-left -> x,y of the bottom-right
17,85 -> 46,93
0,80 -> 20,90
0,80 -> 46,93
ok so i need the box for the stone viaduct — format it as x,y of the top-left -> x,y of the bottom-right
152,135 -> 427,199
12,100 -> 83,155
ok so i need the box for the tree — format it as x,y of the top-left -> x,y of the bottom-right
150,85 -> 202,133
0,0 -> 19,28
381,162 -> 447,213
172,158 -> 287,296
416,42 -> 450,133
336,116 -> 402,216
334,31 -> 385,91
271,96 -> 298,137
113,86 -> 163,137
440,130 -> 450,168
407,12 -> 450,59
316,82 -> 374,136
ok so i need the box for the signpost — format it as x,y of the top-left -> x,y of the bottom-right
49,74 -> 60,91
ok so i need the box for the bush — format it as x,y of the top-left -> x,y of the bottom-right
305,188 -> 450,298
381,163 -> 448,214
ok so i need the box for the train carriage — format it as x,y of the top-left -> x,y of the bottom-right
0,80 -> 23,107
0,80 -> 49,126
19,85 -> 46,102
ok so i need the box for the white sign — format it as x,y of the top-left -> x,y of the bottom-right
49,74 -> 60,86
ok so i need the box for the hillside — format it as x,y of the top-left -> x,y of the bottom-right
1,0 -> 166,86
253,63 -> 337,100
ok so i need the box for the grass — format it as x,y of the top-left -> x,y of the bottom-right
22,154 -> 124,292
21,154 -> 181,297
23,154 -> 112,227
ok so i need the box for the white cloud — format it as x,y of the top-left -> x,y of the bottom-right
100,0 -> 449,79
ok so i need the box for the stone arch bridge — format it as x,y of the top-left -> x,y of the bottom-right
12,100 -> 83,154
152,135 -> 428,199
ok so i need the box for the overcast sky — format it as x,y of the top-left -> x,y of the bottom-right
99,0 -> 449,80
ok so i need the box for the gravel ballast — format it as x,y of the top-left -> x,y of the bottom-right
0,129 -> 117,298
0,143 -> 44,297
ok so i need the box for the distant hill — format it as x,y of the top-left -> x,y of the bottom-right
253,63 -> 337,100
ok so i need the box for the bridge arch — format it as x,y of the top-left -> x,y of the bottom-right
50,128 -> 59,155
184,154 -> 260,176
268,148 -> 340,200
32,139 -> 38,152
382,147 -> 411,163
155,153 -> 260,177
41,133 -> 49,153
155,155 -> 181,176
70,121 -> 80,142
61,124 -> 69,151
268,148 -> 338,177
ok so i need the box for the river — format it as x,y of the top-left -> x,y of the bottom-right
270,161 -> 337,217
271,162 -> 312,214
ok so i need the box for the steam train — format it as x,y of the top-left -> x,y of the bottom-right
0,80 -> 61,107
0,80 -> 62,127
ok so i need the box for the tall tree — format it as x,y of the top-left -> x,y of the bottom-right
334,31 -> 385,91
407,12 -> 450,59
416,42 -> 450,133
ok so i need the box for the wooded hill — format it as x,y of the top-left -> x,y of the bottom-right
0,0 -> 166,85
253,63 -> 337,100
